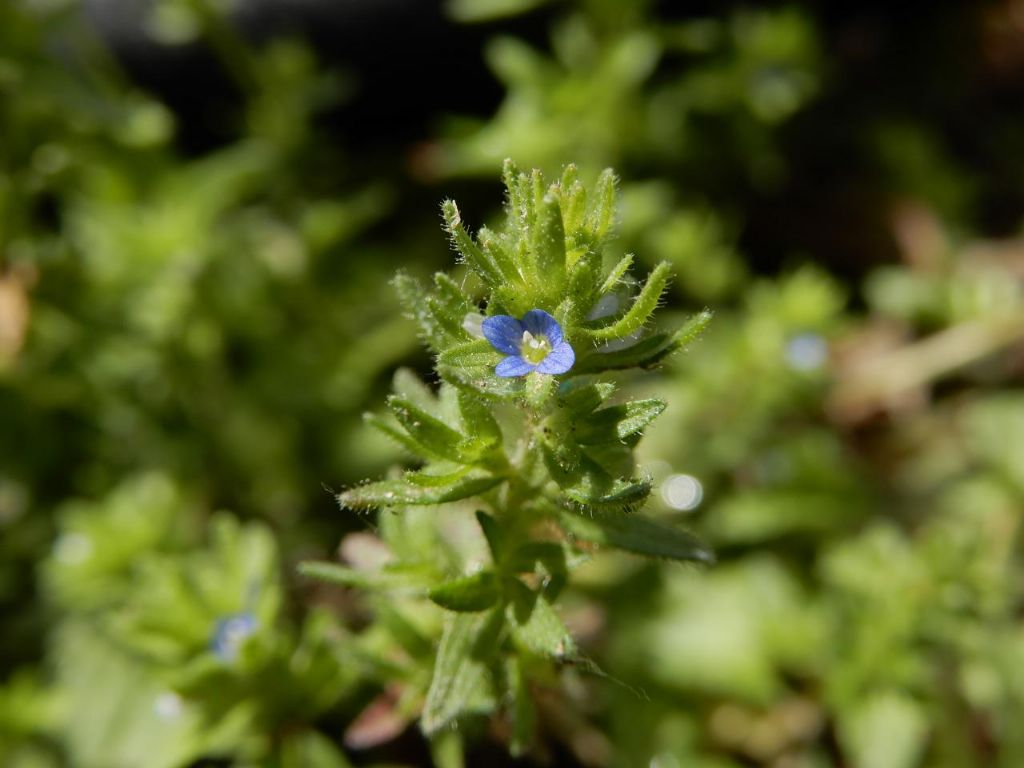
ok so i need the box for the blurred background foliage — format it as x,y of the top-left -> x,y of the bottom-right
2,0 -> 1024,765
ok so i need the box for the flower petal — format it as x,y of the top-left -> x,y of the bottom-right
495,355 -> 536,377
482,315 -> 524,355
521,309 -> 563,346
536,340 -> 575,375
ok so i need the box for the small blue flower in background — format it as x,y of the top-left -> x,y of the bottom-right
211,613 -> 258,661
482,309 -> 575,377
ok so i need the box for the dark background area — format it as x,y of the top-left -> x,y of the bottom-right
84,0 -> 1024,284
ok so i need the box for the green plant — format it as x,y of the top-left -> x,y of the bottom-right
302,160 -> 712,754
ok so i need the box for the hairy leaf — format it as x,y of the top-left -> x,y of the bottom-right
437,339 -> 503,369
531,190 -> 566,295
507,584 -> 575,659
421,611 -> 500,735
442,199 -> 504,285
404,465 -> 474,488
393,272 -> 441,347
575,398 -> 666,445
388,396 -> 465,462
586,168 -> 617,245
429,571 -> 501,612
427,281 -> 475,343
475,510 -> 505,561
575,309 -> 712,372
478,225 -> 521,284
597,253 -> 634,297
561,475 -> 651,511
365,413 -> 432,458
338,473 -> 502,509
507,541 -> 568,598
551,453 -> 651,510
437,362 -> 523,400
392,368 -> 437,412
505,657 -> 535,757
297,561 -> 431,590
559,511 -> 713,563
556,380 -> 616,416
458,389 -> 502,443
584,261 -> 671,342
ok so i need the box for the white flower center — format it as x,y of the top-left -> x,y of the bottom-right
520,330 -> 551,363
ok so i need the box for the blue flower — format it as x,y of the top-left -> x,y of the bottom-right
482,309 -> 575,377
210,613 -> 258,661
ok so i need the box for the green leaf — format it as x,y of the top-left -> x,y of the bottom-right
377,603 -> 435,658
586,168 -> 618,245
502,158 -> 524,218
611,398 -> 667,440
365,413 -> 430,458
392,368 -> 437,411
580,441 -> 634,480
433,272 -> 472,305
540,441 -> 584,489
575,398 -> 666,445
556,380 -> 616,415
554,457 -> 651,511
577,334 -> 676,372
393,272 -> 441,345
507,541 -> 565,572
432,273 -> 475,337
442,199 -> 504,285
597,253 -> 634,297
403,465 -> 473,487
421,611 -> 501,735
531,189 -> 566,295
507,541 -> 567,598
558,510 -> 714,563
559,166 -> 586,254
457,389 -> 502,443
475,510 -> 506,561
505,657 -> 536,757
507,584 -> 575,659
567,245 -> 604,307
437,362 -> 523,400
388,396 -> 466,462
429,571 -> 501,612
489,281 -> 526,317
559,162 -> 580,194
337,473 -> 503,509
562,476 -> 650,511
478,225 -> 521,284
670,308 -> 714,349
392,272 -> 476,353
509,169 -> 544,285
437,339 -> 503,369
297,561 -> 430,590
575,309 -> 712,372
584,261 -> 671,342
